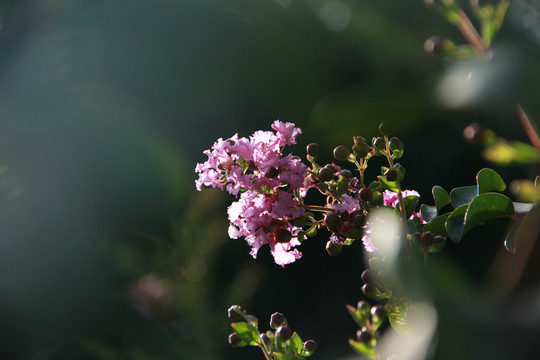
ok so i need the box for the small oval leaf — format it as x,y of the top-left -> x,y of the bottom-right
463,193 -> 514,233
420,204 -> 438,223
450,186 -> 478,208
432,185 -> 450,211
476,168 -> 506,194
445,205 -> 468,243
422,213 -> 450,236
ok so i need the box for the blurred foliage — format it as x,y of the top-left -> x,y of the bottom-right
0,0 -> 538,359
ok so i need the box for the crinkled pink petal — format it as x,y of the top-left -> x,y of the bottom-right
271,120 -> 302,146
270,242 -> 302,267
271,192 -> 304,218
331,194 -> 359,213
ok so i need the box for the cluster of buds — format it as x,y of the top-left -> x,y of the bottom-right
227,305 -> 317,359
346,300 -> 387,358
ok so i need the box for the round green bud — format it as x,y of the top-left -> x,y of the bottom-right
318,167 -> 334,182
227,305 -> 244,321
333,145 -> 351,161
378,122 -> 393,136
260,333 -> 272,347
326,240 -> 343,256
361,269 -> 378,285
357,329 -> 374,346
361,283 -> 386,300
357,300 -> 371,316
359,187 -> 373,202
303,340 -> 318,354
352,141 -> 370,158
270,312 -> 287,329
306,143 -> 320,157
389,137 -> 404,152
370,305 -> 386,325
229,332 -> 244,347
324,212 -> 342,229
423,36 -> 454,56
420,231 -> 434,247
276,325 -> 292,341
340,169 -> 353,179
384,168 -> 398,182
274,228 -> 292,243
373,137 -> 386,151
430,235 -> 447,253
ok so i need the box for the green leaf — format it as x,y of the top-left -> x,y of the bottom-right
445,205 -> 468,243
403,195 -> 419,219
432,185 -> 450,211
348,339 -> 375,359
463,193 -> 514,233
230,322 -> 259,346
483,140 -> 540,165
346,304 -> 364,328
420,204 -> 438,223
377,176 -> 400,193
386,297 -> 411,335
422,213 -> 450,236
476,168 -> 506,194
290,333 -> 303,355
450,186 -> 478,208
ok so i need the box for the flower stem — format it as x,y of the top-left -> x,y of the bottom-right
303,204 -> 335,213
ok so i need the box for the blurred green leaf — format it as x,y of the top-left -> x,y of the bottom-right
290,333 -> 303,355
476,168 -> 506,194
348,339 -> 375,359
482,140 -> 540,165
386,297 -> 411,335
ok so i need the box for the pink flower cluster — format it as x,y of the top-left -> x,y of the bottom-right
195,121 -> 308,267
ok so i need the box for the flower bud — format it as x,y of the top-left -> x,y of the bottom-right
276,325 -> 292,341
260,333 -> 272,347
229,332 -> 245,347
359,187 -> 373,202
333,145 -> 351,161
384,168 -> 398,182
389,137 -> 404,152
274,228 -> 292,243
350,211 -> 366,227
424,36 -> 455,56
324,212 -> 341,231
352,141 -> 370,158
370,305 -> 386,326
361,283 -> 386,300
378,122 -> 393,136
318,167 -> 334,182
303,340 -> 318,355
227,305 -> 244,321
306,143 -> 320,157
372,137 -> 386,151
340,169 -> 353,179
361,269 -> 378,285
357,329 -> 374,346
420,231 -> 434,247
357,300 -> 371,317
270,312 -> 287,329
430,235 -> 447,253
326,240 -> 343,256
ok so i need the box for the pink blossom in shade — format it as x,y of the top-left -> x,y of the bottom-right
383,190 -> 420,208
270,238 -> 303,267
272,192 -> 304,218
277,154 -> 308,189
271,120 -> 302,146
331,194 -> 360,214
